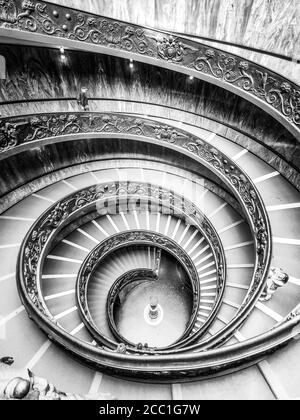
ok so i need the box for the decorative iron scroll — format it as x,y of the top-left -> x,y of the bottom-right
0,1 -> 299,133
22,182 -> 113,313
76,232 -> 202,350
0,112 -> 191,153
15,112 -> 271,349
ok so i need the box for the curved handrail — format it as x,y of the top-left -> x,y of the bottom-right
77,231 -> 201,350
33,183 -> 226,351
1,99 -> 299,181
16,113 -> 272,361
1,106 -> 299,190
0,0 -> 296,378
17,260 -> 300,380
106,268 -> 158,346
0,0 -> 299,138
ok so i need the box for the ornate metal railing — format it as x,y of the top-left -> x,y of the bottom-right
19,182 -> 226,352
77,233 -> 201,350
0,0 -> 298,379
0,110 -> 272,338
14,144 -> 300,379
16,270 -> 300,380
15,112 -> 272,355
14,112 -> 272,350
0,1 -> 299,138
1,102 -> 299,191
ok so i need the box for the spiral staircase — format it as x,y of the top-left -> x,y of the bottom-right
0,0 -> 299,400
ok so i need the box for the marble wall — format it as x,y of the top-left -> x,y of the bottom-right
0,44 -> 298,171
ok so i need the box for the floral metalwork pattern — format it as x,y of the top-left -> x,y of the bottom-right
0,0 -> 299,131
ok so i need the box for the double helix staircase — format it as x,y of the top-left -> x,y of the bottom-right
1,152 -> 299,398
38,168 -> 254,350
0,0 -> 299,401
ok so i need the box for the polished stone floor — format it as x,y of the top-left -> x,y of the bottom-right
115,252 -> 193,347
